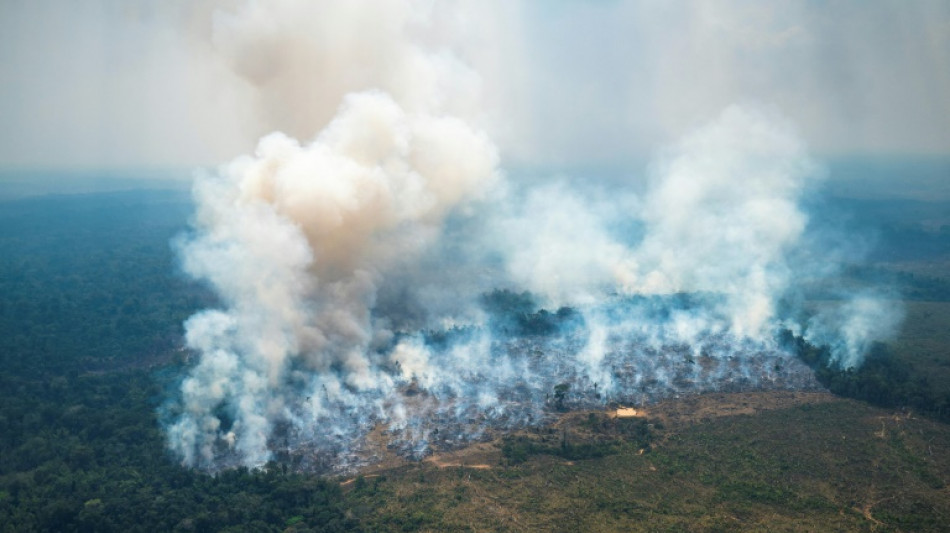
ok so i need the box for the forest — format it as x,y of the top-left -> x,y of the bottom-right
0,190 -> 354,531
1,187 -> 949,531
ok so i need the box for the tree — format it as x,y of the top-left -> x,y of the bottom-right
553,383 -> 570,411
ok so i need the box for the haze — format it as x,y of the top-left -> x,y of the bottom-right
1,0 -> 948,173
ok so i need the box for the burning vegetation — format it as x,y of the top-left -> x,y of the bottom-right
163,1 -> 901,473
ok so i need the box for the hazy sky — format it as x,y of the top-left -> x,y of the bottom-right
1,0 -> 948,171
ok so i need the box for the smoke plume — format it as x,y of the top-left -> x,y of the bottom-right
165,1 -> 902,471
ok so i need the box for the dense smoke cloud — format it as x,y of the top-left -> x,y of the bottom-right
209,0 -> 485,142
165,0 -> 902,471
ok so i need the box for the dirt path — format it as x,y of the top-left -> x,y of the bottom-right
424,457 -> 493,469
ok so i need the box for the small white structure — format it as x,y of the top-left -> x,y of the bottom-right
613,406 -> 639,418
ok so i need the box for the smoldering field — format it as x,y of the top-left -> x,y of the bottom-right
162,2 -> 901,473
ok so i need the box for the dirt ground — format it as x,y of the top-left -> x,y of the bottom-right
342,389 -> 837,484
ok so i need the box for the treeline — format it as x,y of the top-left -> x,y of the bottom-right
846,266 -> 950,302
0,191 -> 356,531
479,289 -> 583,337
872,221 -> 950,263
0,190 -> 214,376
784,331 -> 950,422
0,371 -> 354,533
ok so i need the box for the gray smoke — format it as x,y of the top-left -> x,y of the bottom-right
165,0 -> 902,471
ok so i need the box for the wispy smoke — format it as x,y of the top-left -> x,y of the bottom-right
165,1 -> 902,471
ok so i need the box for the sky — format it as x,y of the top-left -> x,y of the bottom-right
0,0 -> 948,171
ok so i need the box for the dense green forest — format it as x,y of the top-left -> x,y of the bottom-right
786,333 -> 950,423
1,187 -> 949,531
0,190 -> 214,376
0,371 -> 353,532
0,191 -> 353,531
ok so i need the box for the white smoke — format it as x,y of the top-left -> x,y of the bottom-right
167,2 -> 501,465
630,106 -> 818,338
209,0 -> 485,141
165,0 -> 903,471
804,293 -> 904,369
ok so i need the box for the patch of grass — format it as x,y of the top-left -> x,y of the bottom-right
346,399 -> 950,531
893,301 -> 950,392
500,415 -> 655,465
501,435 -> 619,464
